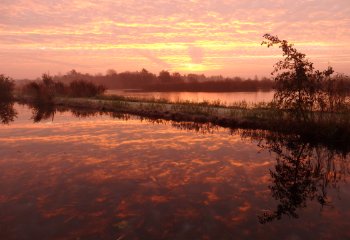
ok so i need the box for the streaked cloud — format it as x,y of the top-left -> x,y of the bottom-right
0,0 -> 349,78
188,46 -> 204,64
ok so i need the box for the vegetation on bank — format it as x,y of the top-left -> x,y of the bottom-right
0,75 -> 15,101
0,75 -> 17,124
262,34 -> 350,118
20,74 -> 106,105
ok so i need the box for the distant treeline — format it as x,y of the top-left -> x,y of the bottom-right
17,69 -> 275,92
14,69 -> 350,94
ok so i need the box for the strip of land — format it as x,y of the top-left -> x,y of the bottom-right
15,95 -> 276,127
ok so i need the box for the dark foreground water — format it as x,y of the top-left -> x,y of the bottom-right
0,104 -> 349,239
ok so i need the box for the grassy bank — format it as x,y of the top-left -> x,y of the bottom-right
14,94 -> 349,125
15,94 -> 276,125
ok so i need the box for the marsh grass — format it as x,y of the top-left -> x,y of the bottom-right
138,102 -> 167,112
170,103 -> 219,116
98,94 -> 169,104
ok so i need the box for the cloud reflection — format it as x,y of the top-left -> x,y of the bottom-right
1,104 -> 350,239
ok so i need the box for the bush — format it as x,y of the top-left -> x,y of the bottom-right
21,74 -> 106,104
321,74 -> 350,112
69,80 -> 106,98
22,81 -> 53,105
0,75 -> 15,101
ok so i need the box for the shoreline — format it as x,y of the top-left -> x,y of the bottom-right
10,95 -> 350,152
13,94 -> 349,125
14,95 -> 280,129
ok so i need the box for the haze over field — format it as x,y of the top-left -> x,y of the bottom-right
1,0 -> 350,79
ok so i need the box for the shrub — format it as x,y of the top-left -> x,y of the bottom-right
0,74 -> 15,101
321,74 -> 350,112
22,81 -> 54,105
22,74 -> 106,103
69,80 -> 106,98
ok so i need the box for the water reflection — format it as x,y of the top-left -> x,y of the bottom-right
23,102 -> 105,122
147,120 -> 350,225
1,104 -> 350,239
241,130 -> 349,223
0,100 -> 17,124
30,104 -> 56,122
18,103 -> 350,220
170,121 -> 350,224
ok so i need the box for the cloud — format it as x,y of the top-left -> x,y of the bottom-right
136,50 -> 171,69
0,0 -> 349,78
188,46 -> 204,64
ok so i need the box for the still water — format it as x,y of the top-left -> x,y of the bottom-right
0,104 -> 349,239
105,90 -> 274,105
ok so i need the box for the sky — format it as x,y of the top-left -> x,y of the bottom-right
0,0 -> 350,79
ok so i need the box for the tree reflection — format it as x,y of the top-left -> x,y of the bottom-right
26,103 -> 132,123
0,101 -> 17,124
171,121 -> 219,134
241,130 -> 349,224
70,109 -> 103,118
29,103 -> 57,122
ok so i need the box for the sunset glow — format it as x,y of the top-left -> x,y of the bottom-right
1,0 -> 350,78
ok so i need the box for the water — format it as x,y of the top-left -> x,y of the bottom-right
0,104 -> 349,239
105,90 -> 274,105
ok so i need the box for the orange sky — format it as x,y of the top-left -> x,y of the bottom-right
1,0 -> 350,79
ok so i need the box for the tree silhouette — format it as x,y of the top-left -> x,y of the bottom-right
0,74 -> 15,101
0,75 -> 17,124
158,70 -> 172,84
262,34 -> 334,119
